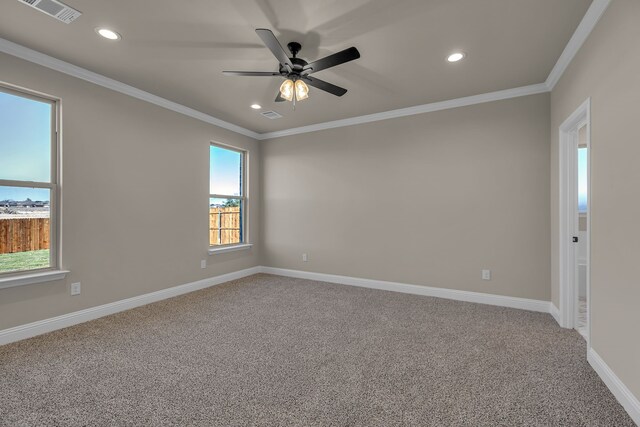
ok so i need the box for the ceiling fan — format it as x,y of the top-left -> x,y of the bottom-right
223,29 -> 360,103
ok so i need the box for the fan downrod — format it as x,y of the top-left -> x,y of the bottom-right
287,42 -> 302,58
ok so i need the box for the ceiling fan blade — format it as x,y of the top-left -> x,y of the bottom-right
222,71 -> 281,76
306,47 -> 360,74
303,76 -> 348,97
255,28 -> 293,67
275,91 -> 286,102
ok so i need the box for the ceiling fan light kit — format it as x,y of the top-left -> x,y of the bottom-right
279,78 -> 309,103
223,29 -> 360,107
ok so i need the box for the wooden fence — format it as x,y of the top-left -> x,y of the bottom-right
209,207 -> 241,246
1,210 -> 236,253
0,218 -> 50,254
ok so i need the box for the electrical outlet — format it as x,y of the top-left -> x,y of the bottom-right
302,253 -> 308,262
70,282 -> 81,296
482,270 -> 491,280
201,259 -> 207,269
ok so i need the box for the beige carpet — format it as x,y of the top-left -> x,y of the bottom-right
0,274 -> 634,426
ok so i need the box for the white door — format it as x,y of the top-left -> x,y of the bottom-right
558,99 -> 591,347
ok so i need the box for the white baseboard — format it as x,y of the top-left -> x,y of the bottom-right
260,267 -> 552,313
588,348 -> 640,425
0,266 -> 262,346
0,265 -> 556,345
550,303 -> 561,325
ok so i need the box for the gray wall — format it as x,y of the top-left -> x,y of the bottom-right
550,0 -> 640,400
261,94 -> 551,301
0,53 -> 260,330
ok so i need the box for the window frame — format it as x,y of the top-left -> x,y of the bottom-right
208,142 -> 248,250
0,83 -> 61,279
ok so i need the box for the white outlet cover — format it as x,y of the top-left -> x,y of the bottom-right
70,282 -> 81,295
201,260 -> 207,269
482,270 -> 491,280
302,253 -> 308,262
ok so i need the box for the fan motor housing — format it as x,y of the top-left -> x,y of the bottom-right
279,57 -> 309,75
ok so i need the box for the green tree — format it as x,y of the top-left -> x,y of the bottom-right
223,199 -> 239,208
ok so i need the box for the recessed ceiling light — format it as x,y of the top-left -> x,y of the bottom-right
250,104 -> 262,110
447,52 -> 465,62
96,28 -> 121,40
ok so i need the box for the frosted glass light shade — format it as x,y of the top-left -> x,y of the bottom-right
279,79 -> 294,101
295,80 -> 309,101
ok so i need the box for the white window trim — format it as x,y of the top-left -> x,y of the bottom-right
0,269 -> 69,290
208,243 -> 253,255
209,142 -> 249,250
0,82 -> 64,285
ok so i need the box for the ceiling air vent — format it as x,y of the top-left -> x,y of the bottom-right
18,0 -> 82,24
261,111 -> 283,120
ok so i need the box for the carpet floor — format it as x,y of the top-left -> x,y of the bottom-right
0,274 -> 634,426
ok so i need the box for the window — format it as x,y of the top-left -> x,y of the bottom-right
0,86 -> 58,276
209,143 -> 246,247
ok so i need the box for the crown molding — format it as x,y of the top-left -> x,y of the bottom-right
0,38 -> 261,140
256,83 -> 550,140
0,0 -> 610,141
545,0 -> 611,91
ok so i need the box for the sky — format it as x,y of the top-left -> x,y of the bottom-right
210,145 -> 241,197
578,147 -> 588,212
0,90 -> 52,202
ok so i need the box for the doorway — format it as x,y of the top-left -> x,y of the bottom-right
559,99 -> 591,344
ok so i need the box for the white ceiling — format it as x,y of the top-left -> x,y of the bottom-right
0,0 -> 592,133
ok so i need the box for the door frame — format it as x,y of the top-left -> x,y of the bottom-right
558,98 -> 591,346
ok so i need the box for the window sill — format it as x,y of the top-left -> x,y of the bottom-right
208,243 -> 253,255
0,270 -> 69,290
